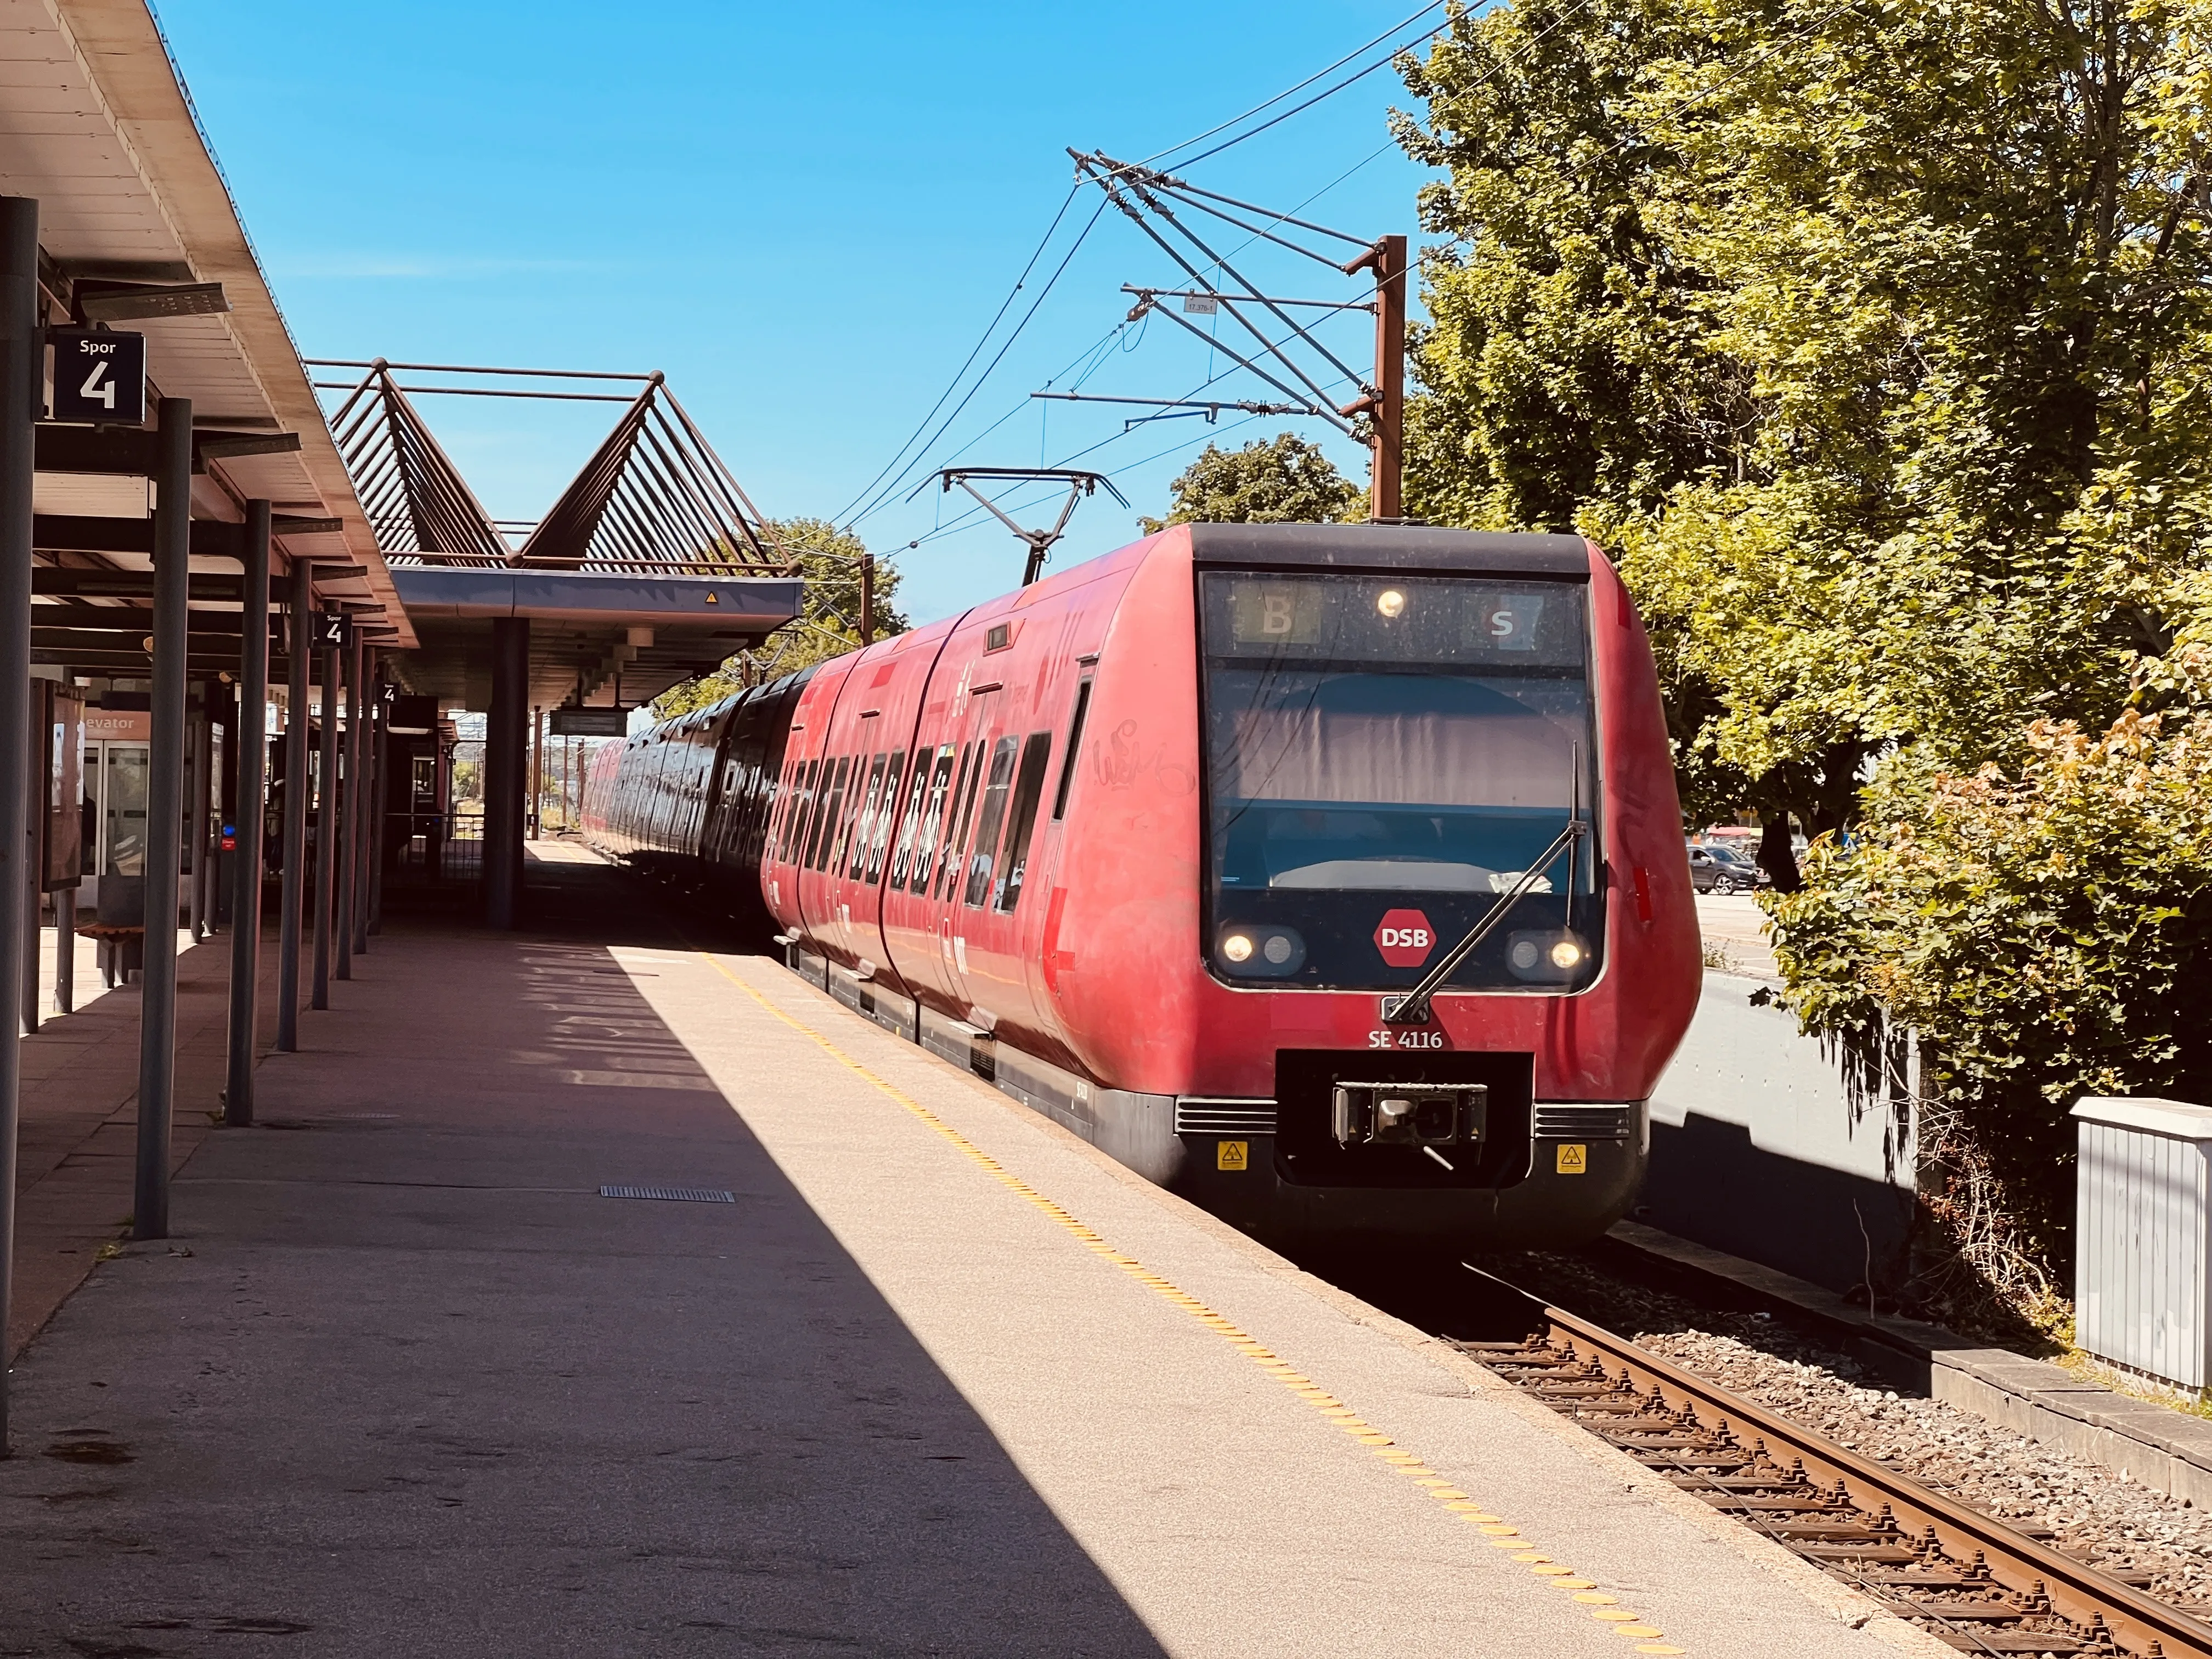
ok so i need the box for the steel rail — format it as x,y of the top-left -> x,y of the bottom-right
1495,1298 -> 2212,1657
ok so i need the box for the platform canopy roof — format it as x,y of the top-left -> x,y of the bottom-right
0,0 -> 409,676
321,363 -> 805,710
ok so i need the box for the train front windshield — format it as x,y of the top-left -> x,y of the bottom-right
1200,569 -> 1601,992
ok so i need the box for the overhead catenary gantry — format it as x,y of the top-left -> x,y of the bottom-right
1058,150 -> 1410,521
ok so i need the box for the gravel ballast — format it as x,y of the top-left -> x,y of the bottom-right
1482,1251 -> 2212,1605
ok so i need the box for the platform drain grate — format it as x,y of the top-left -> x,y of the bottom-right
599,1184 -> 735,1204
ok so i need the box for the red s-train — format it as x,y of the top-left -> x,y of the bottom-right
586,524 -> 1701,1248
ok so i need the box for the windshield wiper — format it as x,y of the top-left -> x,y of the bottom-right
1384,815 -> 1589,1026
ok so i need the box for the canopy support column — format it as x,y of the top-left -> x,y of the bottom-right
276,559 -> 309,1051
311,620 -> 337,1009
225,501 -> 270,1124
484,617 -> 528,930
335,628 -> 357,982
132,393 -> 191,1242
0,195 -> 37,1452
187,695 -> 206,943
348,643 -> 370,958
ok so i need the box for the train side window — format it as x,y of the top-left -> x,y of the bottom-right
844,752 -> 888,879
933,742 -> 981,900
1051,680 -> 1092,821
798,757 -> 826,864
788,757 -> 823,865
819,755 -> 857,873
904,746 -> 957,893
845,751 -> 887,876
888,748 -> 936,889
961,736 -> 1021,907
805,755 -> 849,871
791,759 -> 820,867
770,758 -> 805,862
864,749 -> 905,883
764,759 -> 795,860
765,760 -> 795,861
992,733 -> 1054,912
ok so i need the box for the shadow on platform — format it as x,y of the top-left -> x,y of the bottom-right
0,859 -> 1166,1658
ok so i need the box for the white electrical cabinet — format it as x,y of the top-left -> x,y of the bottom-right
2074,1096 -> 2212,1391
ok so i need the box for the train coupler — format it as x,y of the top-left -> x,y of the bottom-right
1330,1082 -> 1489,1166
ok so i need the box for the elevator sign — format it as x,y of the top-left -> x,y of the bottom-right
48,330 -> 146,424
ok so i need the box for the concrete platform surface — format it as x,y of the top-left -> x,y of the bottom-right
0,869 -> 1938,1658
6,924 -> 281,1361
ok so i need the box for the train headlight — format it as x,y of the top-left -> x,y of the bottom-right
1508,929 -> 1592,984
1376,588 -> 1407,619
1216,924 -> 1306,977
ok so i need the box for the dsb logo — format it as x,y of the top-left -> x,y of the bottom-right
1373,908 -> 1436,968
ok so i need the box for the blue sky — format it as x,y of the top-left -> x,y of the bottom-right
154,1 -> 1443,625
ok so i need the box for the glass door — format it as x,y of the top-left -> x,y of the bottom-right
101,743 -> 149,876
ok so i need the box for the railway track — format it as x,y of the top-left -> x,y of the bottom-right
1462,1299 -> 2212,1657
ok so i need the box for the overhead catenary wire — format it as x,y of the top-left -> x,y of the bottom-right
879,0 -> 1842,578
840,9 -> 1465,537
904,402 -> 1283,555
828,182 -> 1082,526
1022,0 -> 1702,487
842,194 -> 1111,529
1132,0 -> 1451,169
1169,13 -> 1459,172
930,296 -> 1348,535
856,0 -> 1605,551
898,224 -> 1376,545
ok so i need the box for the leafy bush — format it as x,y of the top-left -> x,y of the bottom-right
1770,707 -> 2212,1312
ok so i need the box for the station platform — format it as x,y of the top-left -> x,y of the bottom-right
6,922 -> 277,1359
0,856 -> 1944,1657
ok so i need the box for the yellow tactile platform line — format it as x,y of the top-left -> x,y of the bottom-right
692,950 -> 1688,1656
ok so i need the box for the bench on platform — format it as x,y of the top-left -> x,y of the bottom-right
75,923 -> 143,988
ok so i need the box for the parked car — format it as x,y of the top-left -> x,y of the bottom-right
1686,842 -> 1769,894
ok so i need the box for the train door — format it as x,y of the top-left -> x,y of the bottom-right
877,730 -> 959,1008
940,600 -> 1093,1046
1018,658 -> 1097,1015
817,742 -> 887,958
900,676 -> 1001,1017
781,659 -> 859,944
763,749 -> 819,923
84,734 -> 149,920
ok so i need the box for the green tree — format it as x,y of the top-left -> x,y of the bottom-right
654,518 -> 910,716
1398,0 -> 2212,1309
1139,433 -> 1364,533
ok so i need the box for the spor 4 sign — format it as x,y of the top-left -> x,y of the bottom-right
48,330 -> 145,424
1373,909 -> 1435,968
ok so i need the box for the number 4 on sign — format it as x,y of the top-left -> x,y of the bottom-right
47,329 -> 145,424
